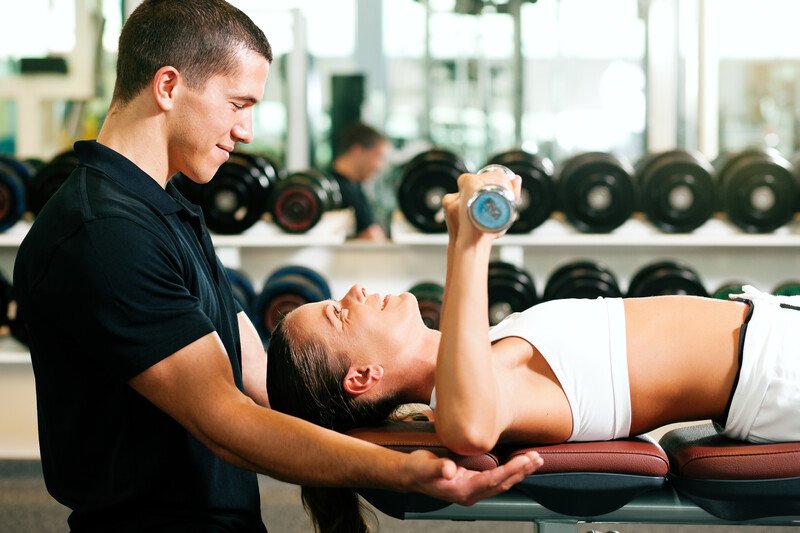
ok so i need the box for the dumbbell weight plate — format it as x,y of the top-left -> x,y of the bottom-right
487,262 -> 537,326
773,281 -> 800,297
486,150 -> 556,233
636,150 -> 717,233
627,260 -> 707,297
234,152 -> 285,187
262,292 -> 308,336
544,261 -> 621,301
265,265 -> 332,301
254,270 -> 329,340
198,154 -> 273,234
409,281 -> 444,330
270,170 -> 336,233
559,152 -> 637,233
29,150 -> 80,215
0,162 -> 28,232
715,148 -> 799,233
398,149 -> 468,233
712,282 -> 746,300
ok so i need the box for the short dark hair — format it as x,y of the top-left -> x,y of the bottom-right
113,0 -> 273,104
336,122 -> 386,156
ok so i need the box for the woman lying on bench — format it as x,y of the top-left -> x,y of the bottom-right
265,168 -> 800,533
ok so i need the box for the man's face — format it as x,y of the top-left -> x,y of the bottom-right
353,140 -> 390,182
169,48 -> 270,183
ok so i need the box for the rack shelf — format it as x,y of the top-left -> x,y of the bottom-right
390,211 -> 800,248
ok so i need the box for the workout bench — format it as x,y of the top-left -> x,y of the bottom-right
348,421 -> 800,532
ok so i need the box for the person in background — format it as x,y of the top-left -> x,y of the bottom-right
12,2 -> 542,533
330,122 -> 390,241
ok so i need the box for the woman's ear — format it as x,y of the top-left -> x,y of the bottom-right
152,65 -> 180,111
342,364 -> 384,397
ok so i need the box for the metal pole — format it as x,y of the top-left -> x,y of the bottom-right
511,0 -> 524,146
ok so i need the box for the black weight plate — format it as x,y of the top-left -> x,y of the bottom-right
417,299 -> 442,330
486,150 -> 556,233
262,292 -> 308,338
716,148 -> 799,233
398,149 -> 468,233
315,169 -> 343,210
637,150 -> 717,233
544,260 -> 617,296
29,150 -> 79,215
254,273 -> 327,340
487,262 -> 537,325
627,261 -> 707,297
200,154 -> 272,234
558,152 -> 637,233
270,172 -> 329,233
266,265 -> 331,300
0,162 -> 27,232
234,152 -> 285,187
409,281 -> 444,329
544,261 -> 621,301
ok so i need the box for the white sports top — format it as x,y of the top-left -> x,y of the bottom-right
431,297 -> 631,442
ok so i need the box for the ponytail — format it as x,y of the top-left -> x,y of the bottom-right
301,486 -> 373,533
267,316 -> 404,533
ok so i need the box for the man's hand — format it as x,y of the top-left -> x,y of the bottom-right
402,449 -> 542,506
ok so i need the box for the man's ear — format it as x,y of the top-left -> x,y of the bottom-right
342,364 -> 384,397
152,65 -> 180,111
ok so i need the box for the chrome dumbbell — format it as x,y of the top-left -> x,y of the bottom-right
467,164 -> 518,233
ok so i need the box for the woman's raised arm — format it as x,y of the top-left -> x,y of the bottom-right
436,169 -> 520,456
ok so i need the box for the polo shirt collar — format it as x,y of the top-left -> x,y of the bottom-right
74,140 -> 187,215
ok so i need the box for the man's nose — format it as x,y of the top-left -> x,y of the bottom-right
232,111 -> 253,144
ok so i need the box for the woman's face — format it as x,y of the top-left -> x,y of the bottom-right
289,284 -> 426,366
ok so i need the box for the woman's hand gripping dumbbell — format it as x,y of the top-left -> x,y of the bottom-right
442,165 -> 521,242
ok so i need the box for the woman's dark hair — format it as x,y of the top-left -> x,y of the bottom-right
114,0 -> 273,104
266,313 -> 401,533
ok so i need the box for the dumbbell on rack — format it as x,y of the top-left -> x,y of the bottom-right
0,157 -> 30,231
711,281 -> 747,300
253,265 -> 332,341
28,150 -> 80,216
714,148 -> 800,233
543,261 -> 622,301
174,152 -> 283,234
487,261 -> 538,326
773,280 -> 800,297
635,150 -> 717,233
397,149 -> 469,233
484,150 -> 556,233
269,169 -> 343,234
627,260 -> 708,297
409,281 -> 444,330
558,152 -> 638,233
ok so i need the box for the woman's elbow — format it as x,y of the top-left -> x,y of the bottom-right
436,419 -> 499,456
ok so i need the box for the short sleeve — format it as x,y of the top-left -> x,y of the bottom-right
61,216 -> 216,382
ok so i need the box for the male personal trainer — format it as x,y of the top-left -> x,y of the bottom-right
13,1 -> 542,531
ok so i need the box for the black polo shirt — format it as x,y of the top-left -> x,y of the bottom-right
13,141 -> 266,532
329,168 -> 376,234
